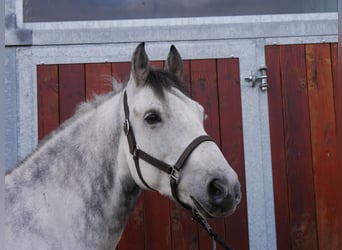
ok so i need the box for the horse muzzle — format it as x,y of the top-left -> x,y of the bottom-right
191,177 -> 241,218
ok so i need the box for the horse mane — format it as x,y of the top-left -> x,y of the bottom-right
75,68 -> 186,117
75,77 -> 124,117
144,68 -> 187,99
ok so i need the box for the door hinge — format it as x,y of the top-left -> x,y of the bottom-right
245,65 -> 268,91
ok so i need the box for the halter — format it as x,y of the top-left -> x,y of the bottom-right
123,91 -> 233,250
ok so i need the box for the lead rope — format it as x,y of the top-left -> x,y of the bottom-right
192,210 -> 234,250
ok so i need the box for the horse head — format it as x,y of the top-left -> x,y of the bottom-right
122,42 -> 241,218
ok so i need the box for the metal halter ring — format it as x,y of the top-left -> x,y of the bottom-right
132,145 -> 140,160
170,167 -> 180,184
123,119 -> 130,136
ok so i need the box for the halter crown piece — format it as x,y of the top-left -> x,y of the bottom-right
123,91 -> 233,250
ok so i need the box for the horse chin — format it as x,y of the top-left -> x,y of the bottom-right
190,196 -> 236,219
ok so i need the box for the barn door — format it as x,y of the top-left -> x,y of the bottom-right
266,43 -> 342,250
37,58 -> 249,250
118,59 -> 249,250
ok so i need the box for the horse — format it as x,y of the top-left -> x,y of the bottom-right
5,42 -> 241,250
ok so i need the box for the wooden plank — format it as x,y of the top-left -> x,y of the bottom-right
85,63 -> 112,100
190,59 -> 220,143
182,60 -> 191,95
58,64 -> 85,123
217,58 -> 249,250
143,60 -> 172,250
150,61 -> 164,69
331,42 -> 342,244
111,62 -> 131,85
114,62 -> 145,250
190,59 -> 226,250
37,65 -> 59,140
170,201 -> 199,250
118,196 -> 145,250
280,44 -> 318,250
265,45 -> 291,250
331,43 -> 342,165
306,43 -> 340,249
144,192 -> 172,250
170,59 -> 199,250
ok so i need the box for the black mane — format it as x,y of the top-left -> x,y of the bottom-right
144,68 -> 187,98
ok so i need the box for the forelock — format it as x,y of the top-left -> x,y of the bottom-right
144,69 -> 186,99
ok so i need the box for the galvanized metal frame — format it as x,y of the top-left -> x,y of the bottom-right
5,0 -> 338,249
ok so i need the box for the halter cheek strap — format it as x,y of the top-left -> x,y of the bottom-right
123,91 -> 233,250
123,91 -> 211,198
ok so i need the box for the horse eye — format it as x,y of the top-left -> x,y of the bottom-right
144,112 -> 162,124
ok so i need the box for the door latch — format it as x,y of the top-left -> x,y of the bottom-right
245,65 -> 268,91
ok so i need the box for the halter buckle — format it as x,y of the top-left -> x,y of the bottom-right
123,119 -> 130,135
170,168 -> 180,184
132,145 -> 140,160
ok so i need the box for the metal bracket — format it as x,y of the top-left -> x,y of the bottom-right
245,65 -> 268,91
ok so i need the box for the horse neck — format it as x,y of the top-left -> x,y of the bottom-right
7,92 -> 140,248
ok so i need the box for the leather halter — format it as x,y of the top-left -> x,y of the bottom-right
123,91 -> 212,208
123,91 -> 233,250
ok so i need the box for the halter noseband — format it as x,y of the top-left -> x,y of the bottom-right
123,91 -> 233,250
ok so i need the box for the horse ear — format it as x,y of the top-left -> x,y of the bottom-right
165,45 -> 184,80
131,42 -> 150,86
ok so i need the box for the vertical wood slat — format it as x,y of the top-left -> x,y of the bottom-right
117,196 -> 145,250
170,59 -> 200,250
59,64 -> 85,123
37,65 -> 59,140
330,43 -> 342,244
113,61 -> 146,250
305,43 -> 340,250
144,193 -> 172,250
190,59 -> 226,250
265,45 -> 291,250
111,62 -> 131,84
331,43 -> 342,161
190,59 -> 221,143
217,58 -> 249,250
280,44 -> 318,250
143,61 -> 172,250
182,60 -> 192,95
170,201 -> 199,250
85,63 -> 112,100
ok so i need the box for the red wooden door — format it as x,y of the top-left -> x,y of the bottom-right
37,58 -> 249,250
266,43 -> 342,250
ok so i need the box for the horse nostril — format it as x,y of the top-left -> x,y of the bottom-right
207,178 -> 228,205
207,179 -> 241,207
